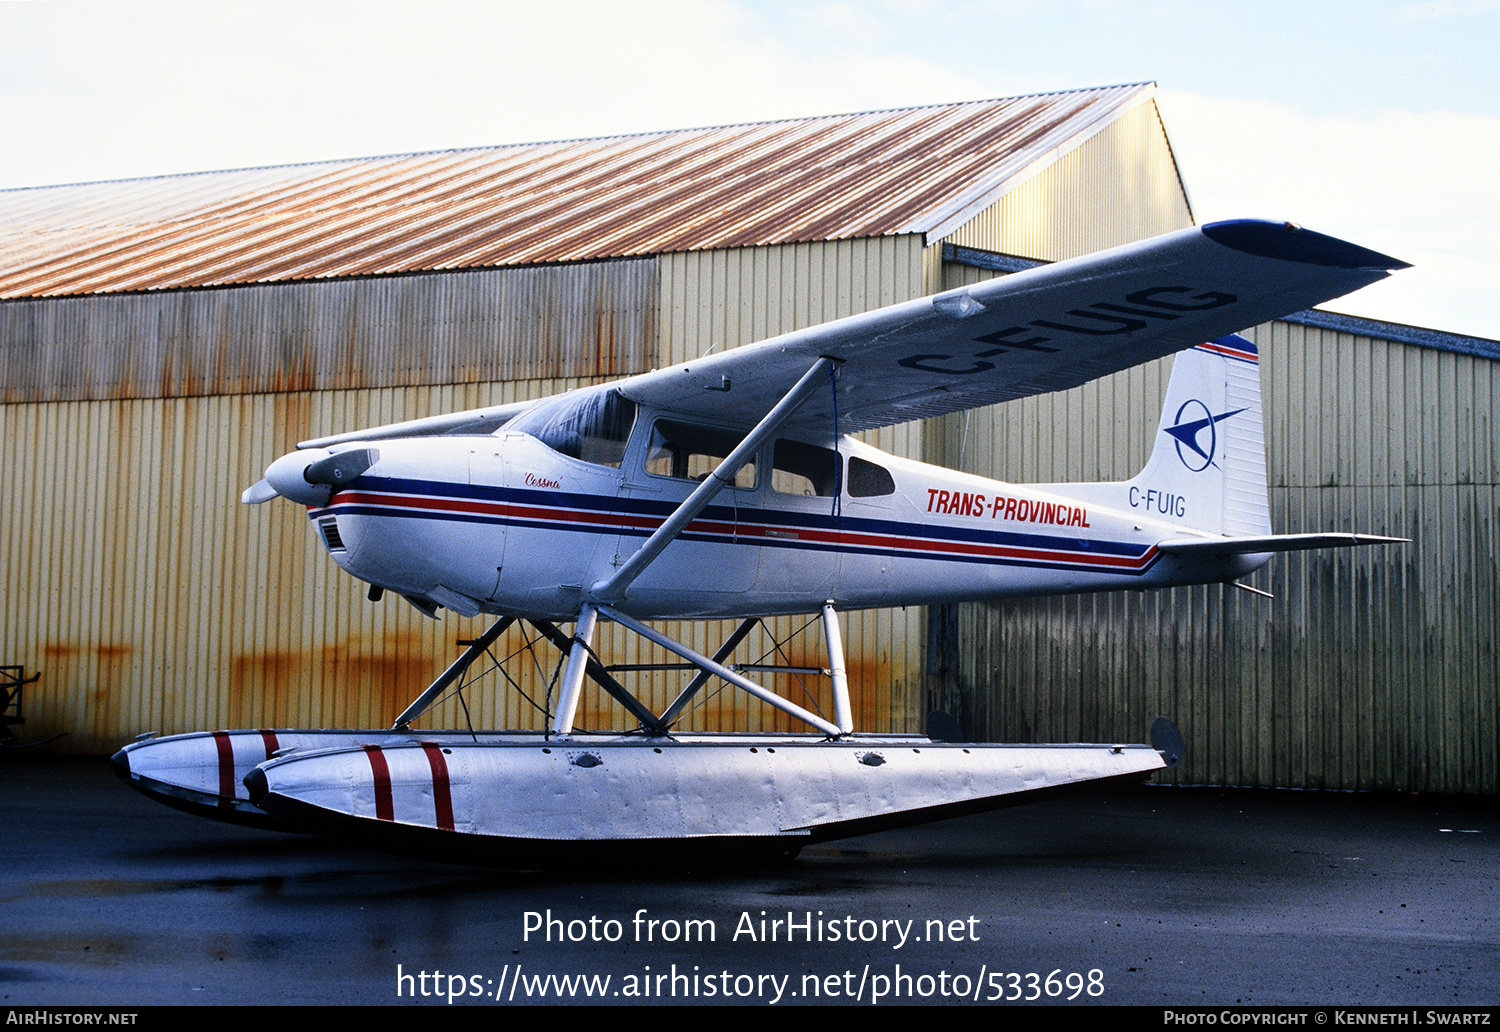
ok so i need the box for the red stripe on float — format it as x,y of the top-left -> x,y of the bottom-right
259,729 -> 279,760
212,731 -> 234,807
363,746 -> 394,822
420,743 -> 455,832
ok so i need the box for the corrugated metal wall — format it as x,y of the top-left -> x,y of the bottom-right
0,261 -> 656,402
940,319 -> 1499,795
0,259 -> 660,753
0,382 -> 572,752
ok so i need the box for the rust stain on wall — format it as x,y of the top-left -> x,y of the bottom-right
339,649 -> 435,727
230,651 -> 298,726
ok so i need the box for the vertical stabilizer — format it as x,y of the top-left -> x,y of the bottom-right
1130,334 -> 1269,536
1043,335 -> 1269,536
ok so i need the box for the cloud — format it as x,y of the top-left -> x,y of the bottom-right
0,0 -> 985,188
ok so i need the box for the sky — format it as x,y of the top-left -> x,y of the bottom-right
1,0 -> 1496,339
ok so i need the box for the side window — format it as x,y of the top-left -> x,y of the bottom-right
848,456 -> 895,497
772,440 -> 839,497
645,420 -> 756,488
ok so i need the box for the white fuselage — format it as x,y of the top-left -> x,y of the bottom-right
304,411 -> 1264,621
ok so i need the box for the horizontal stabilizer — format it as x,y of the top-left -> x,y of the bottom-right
1157,533 -> 1407,556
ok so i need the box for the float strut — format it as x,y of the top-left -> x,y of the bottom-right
822,601 -> 853,734
391,615 -> 515,730
550,605 -> 598,736
599,605 -> 841,737
528,619 -> 667,735
659,618 -> 758,726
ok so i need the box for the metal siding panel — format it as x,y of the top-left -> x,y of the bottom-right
943,99 -> 1193,261
0,261 -> 657,402
1,382 -> 589,752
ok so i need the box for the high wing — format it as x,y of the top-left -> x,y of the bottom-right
617,220 -> 1405,436
299,219 -> 1405,448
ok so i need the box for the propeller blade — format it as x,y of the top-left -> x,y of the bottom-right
241,479 -> 280,505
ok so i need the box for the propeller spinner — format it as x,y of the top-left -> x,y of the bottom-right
242,446 -> 379,506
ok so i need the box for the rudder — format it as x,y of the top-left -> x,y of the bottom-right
1128,334 -> 1268,536
1039,334 -> 1269,536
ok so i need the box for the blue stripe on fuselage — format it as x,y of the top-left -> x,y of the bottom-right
315,475 -> 1154,572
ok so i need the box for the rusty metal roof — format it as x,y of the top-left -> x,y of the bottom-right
0,84 -> 1156,298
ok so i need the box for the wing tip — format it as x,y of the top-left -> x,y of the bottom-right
1202,219 -> 1410,271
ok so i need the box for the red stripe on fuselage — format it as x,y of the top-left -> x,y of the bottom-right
730,522 -> 1156,569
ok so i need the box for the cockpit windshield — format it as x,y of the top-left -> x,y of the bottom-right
505,387 -> 637,468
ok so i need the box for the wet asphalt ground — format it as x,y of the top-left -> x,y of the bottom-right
0,754 -> 1494,1007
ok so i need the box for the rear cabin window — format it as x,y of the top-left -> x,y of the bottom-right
771,440 -> 839,497
848,456 -> 896,497
645,420 -> 756,489
506,388 -> 636,469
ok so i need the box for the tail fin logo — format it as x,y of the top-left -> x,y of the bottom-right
1164,400 -> 1245,472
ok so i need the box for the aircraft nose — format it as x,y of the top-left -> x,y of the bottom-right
242,446 -> 380,506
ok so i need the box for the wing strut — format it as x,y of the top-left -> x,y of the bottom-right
589,356 -> 836,605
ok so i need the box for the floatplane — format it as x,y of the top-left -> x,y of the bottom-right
114,220 -> 1406,865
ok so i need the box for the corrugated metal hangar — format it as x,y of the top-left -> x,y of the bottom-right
0,82 -> 1493,793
